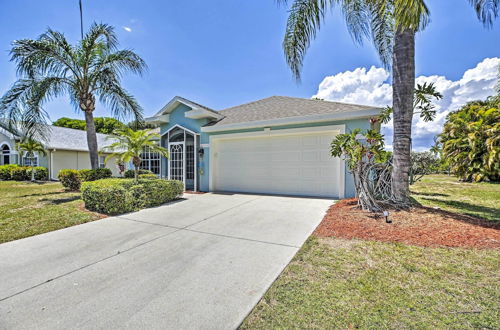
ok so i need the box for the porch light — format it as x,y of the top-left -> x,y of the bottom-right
198,148 -> 205,157
383,210 -> 391,223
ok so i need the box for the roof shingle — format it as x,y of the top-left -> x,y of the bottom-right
213,96 -> 380,126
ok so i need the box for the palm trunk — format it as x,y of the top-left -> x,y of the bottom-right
84,110 -> 99,169
31,167 -> 35,181
391,28 -> 415,204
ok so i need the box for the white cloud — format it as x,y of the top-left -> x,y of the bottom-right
313,57 -> 500,150
123,26 -> 132,32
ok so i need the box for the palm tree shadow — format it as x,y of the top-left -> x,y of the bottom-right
419,197 -> 500,229
411,191 -> 449,197
20,191 -> 67,198
40,196 -> 81,205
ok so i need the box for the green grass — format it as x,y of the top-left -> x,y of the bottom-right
411,174 -> 500,221
242,175 -> 500,329
242,237 -> 500,329
0,181 -> 103,244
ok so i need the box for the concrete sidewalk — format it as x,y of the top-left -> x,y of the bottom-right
0,193 -> 332,329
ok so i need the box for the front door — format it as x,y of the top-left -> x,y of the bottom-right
169,142 -> 184,182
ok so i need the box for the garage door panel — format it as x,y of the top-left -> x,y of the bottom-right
213,131 -> 341,198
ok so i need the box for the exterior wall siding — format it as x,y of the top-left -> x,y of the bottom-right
200,117 -> 372,198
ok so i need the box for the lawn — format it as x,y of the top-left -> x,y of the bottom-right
242,175 -> 500,329
0,181 -> 103,244
242,237 -> 499,329
411,174 -> 500,222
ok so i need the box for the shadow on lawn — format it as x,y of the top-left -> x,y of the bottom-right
19,191 -> 67,198
40,196 -> 81,205
411,191 -> 449,197
420,197 -> 500,228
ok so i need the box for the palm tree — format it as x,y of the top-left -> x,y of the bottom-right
277,0 -> 498,203
0,23 -> 147,169
16,138 -> 47,181
102,127 -> 169,182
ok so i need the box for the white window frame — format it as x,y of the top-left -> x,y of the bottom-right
140,146 -> 161,175
23,153 -> 39,167
99,155 -> 106,169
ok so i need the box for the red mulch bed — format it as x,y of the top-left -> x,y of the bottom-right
314,199 -> 500,249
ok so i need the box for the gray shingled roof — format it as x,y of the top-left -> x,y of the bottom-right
212,96 -> 380,126
41,126 -> 116,152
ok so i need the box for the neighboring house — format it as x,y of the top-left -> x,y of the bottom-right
145,96 -> 381,198
0,126 -> 121,179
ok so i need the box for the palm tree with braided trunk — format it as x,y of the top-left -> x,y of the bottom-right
277,0 -> 498,204
0,23 -> 147,169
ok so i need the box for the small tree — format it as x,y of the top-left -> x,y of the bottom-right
439,97 -> 499,182
102,127 -> 168,182
16,138 -> 47,181
409,151 -> 439,184
331,129 -> 391,212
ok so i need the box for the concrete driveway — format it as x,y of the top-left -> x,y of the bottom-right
0,193 -> 332,329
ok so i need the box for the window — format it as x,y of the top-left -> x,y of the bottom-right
99,156 -> 106,169
24,156 -> 38,167
2,145 -> 10,165
140,147 -> 160,175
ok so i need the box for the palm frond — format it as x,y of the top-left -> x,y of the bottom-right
468,0 -> 500,27
283,0 -> 331,81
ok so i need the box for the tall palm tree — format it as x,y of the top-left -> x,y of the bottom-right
102,127 -> 169,182
0,23 -> 147,169
277,0 -> 498,203
16,138 -> 47,181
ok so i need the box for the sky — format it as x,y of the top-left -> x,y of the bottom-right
0,0 -> 499,150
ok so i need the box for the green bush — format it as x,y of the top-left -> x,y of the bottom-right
58,169 -> 81,190
124,169 -> 153,178
0,164 -> 18,180
33,167 -> 48,180
79,168 -> 112,182
81,178 -> 183,215
138,173 -> 158,180
10,166 -> 30,181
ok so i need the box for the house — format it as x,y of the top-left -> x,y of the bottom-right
145,96 -> 381,198
0,125 -> 121,179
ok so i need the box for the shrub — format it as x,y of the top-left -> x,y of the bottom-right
58,169 -> 81,190
81,178 -> 183,215
33,167 -> 48,180
138,173 -> 158,180
10,166 -> 30,181
79,168 -> 112,182
124,169 -> 153,178
0,164 -> 18,180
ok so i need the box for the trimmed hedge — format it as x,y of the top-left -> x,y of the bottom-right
79,168 -> 112,182
138,173 -> 158,180
124,169 -> 153,178
0,164 -> 48,181
81,178 -> 184,215
0,164 -> 19,180
58,169 -> 81,190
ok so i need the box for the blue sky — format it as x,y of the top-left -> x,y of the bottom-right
0,0 -> 498,148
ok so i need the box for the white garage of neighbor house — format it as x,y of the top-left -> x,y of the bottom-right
146,96 -> 382,198
0,125 -> 121,180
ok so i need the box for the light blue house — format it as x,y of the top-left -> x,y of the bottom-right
145,96 -> 381,198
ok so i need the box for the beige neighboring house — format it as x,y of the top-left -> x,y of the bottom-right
0,125 -> 121,180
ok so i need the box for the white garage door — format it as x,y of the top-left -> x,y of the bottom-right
212,130 -> 342,198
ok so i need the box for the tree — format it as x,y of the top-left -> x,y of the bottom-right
409,151 -> 439,184
53,117 -> 125,134
0,23 -> 146,169
102,127 -> 168,182
331,128 -> 391,211
439,97 -> 499,182
16,138 -> 47,181
277,0 -> 498,204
